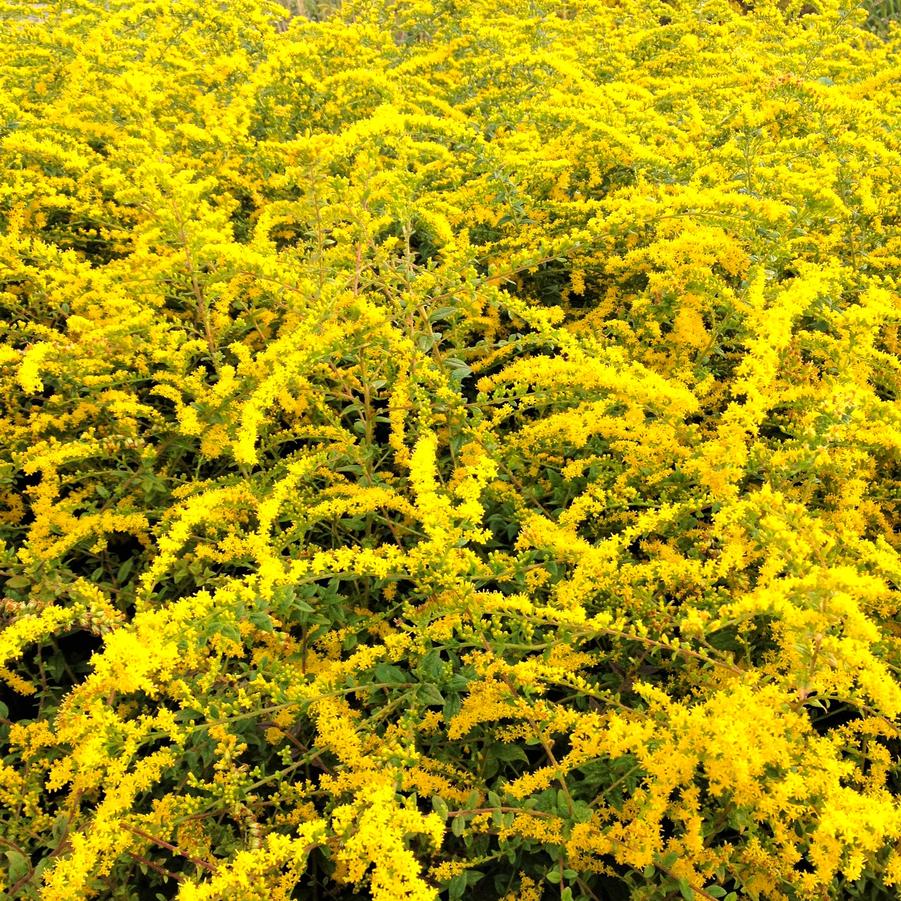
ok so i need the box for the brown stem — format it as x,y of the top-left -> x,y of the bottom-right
1,836 -> 35,898
446,806 -> 554,819
121,824 -> 217,873
124,850 -> 184,883
655,862 -> 721,901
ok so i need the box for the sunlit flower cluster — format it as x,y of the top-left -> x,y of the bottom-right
1,0 -> 899,898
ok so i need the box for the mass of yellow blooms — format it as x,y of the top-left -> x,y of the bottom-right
1,0 -> 900,898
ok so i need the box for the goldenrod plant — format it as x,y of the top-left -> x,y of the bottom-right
0,0 -> 899,898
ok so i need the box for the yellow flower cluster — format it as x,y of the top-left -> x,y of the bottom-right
0,0 -> 899,899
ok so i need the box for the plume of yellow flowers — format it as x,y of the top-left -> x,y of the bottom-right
0,0 -> 900,898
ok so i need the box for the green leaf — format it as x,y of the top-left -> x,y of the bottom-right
447,673 -> 470,691
417,683 -> 445,706
448,874 -> 467,900
429,306 -> 458,323
546,868 -> 562,884
419,649 -> 444,680
247,609 -> 274,632
51,813 -> 68,841
706,887 -> 727,898
679,879 -> 695,900
373,663 -> 408,685
490,743 -> 528,764
5,849 -> 29,884
442,694 -> 462,720
117,557 -> 134,582
449,362 -> 471,383
572,800 -> 592,823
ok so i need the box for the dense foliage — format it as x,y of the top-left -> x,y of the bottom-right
1,0 -> 900,898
